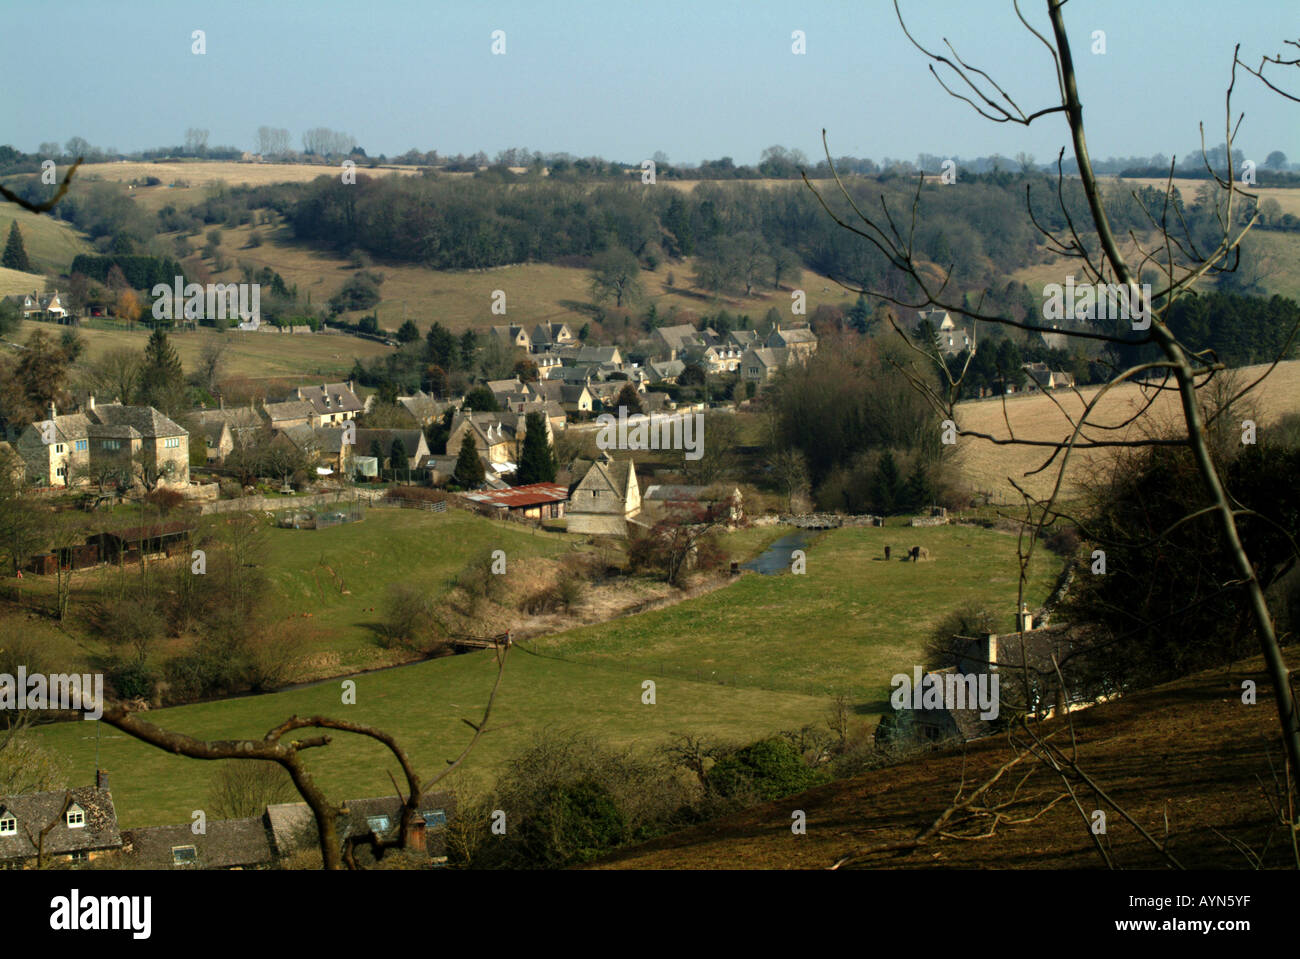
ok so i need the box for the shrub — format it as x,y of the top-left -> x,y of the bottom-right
706,738 -> 830,802
516,780 -> 626,868
106,660 -> 156,701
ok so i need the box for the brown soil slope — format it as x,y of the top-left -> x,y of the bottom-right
594,651 -> 1299,869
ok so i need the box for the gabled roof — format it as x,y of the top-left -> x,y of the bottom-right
263,399 -> 314,422
122,817 -> 273,869
742,347 -> 787,369
0,786 -> 120,862
90,403 -> 186,438
353,428 -> 428,458
575,454 -> 637,501
294,382 -> 363,416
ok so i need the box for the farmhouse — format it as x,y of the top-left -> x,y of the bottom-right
488,324 -> 532,352
566,451 -> 641,536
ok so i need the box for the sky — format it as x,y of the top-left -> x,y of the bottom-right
3,0 -> 1297,166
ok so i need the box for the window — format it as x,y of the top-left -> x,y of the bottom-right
422,809 -> 447,827
70,850 -> 89,862
366,815 -> 391,833
103,440 -> 120,451
164,437 -> 180,449
66,806 -> 85,828
55,444 -> 65,453
171,845 -> 197,865
75,439 -> 87,452
56,466 -> 67,478
0,816 -> 15,835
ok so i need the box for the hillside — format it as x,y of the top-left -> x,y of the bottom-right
953,359 -> 1300,502
196,219 -> 855,336
593,648 -> 1300,869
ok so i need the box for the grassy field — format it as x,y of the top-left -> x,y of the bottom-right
953,359 -> 1300,501
527,523 -> 1062,701
25,515 -> 1060,828
258,507 -> 573,666
0,206 -> 91,275
32,648 -> 834,828
11,318 -> 393,382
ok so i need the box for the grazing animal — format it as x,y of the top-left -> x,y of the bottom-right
910,546 -> 930,562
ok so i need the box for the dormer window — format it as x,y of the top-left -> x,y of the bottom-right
0,814 -> 15,835
66,805 -> 85,828
171,845 -> 197,865
366,815 -> 391,833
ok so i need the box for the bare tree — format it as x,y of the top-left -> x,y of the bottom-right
804,3 -> 1300,792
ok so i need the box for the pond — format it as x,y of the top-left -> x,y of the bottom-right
741,529 -> 817,575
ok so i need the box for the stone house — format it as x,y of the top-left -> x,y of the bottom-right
566,452 -> 641,536
16,398 -> 189,488
0,772 -> 121,868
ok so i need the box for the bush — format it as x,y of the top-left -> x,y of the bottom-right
706,738 -> 830,802
106,660 -> 156,701
516,780 -> 626,868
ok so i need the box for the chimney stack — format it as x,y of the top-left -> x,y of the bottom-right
984,632 -> 998,671
47,401 -> 57,421
96,769 -> 109,791
1017,602 -> 1034,632
406,814 -> 427,855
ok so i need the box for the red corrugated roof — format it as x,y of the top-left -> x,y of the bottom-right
459,482 -> 569,510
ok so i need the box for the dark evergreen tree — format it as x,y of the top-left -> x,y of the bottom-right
870,450 -> 902,514
453,432 -> 486,488
138,328 -> 185,413
2,221 -> 31,272
517,412 -> 556,484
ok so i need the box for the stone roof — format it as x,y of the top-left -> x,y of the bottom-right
294,382 -> 363,416
0,785 -> 121,862
122,817 -> 273,869
91,403 -> 186,438
263,399 -> 314,423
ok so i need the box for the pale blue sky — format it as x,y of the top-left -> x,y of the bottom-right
4,0 -> 1297,165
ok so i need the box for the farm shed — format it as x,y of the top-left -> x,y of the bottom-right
459,482 -> 569,520
91,521 -> 193,564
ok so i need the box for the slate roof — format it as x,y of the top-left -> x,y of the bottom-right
0,786 -> 121,862
122,817 -> 273,869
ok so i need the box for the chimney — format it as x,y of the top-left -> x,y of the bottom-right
47,401 -> 57,421
1017,602 -> 1034,632
347,379 -> 354,394
87,395 -> 95,413
984,632 -> 998,671
96,769 -> 109,791
406,814 -> 427,854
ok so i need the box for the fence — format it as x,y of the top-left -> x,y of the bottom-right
370,498 -> 447,513
275,500 -> 366,529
